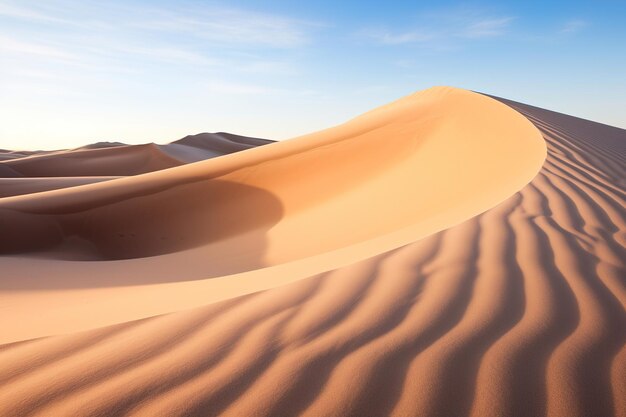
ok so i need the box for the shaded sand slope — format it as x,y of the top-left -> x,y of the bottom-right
0,92 -> 624,417
162,132 -> 274,163
0,177 -> 118,198
0,87 -> 544,341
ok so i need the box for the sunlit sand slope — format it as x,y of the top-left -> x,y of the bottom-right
0,87 -> 545,342
0,91 -> 622,417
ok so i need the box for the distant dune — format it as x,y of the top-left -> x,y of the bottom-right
164,132 -> 274,163
0,87 -> 623,417
0,132 -> 271,179
0,132 -> 271,198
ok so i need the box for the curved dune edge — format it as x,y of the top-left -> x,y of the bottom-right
0,177 -> 119,198
0,86 -> 546,343
0,96 -> 623,417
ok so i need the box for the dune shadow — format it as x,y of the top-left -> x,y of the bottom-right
0,179 -> 283,289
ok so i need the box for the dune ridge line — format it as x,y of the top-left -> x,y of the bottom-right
0,86 -> 546,344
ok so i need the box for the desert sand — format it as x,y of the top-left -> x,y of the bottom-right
0,86 -> 624,417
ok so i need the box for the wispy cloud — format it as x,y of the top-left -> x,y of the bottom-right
464,17 -> 514,38
0,35 -> 76,60
110,45 -> 219,66
204,81 -> 279,95
235,59 -> 296,75
357,28 -> 435,45
560,19 -> 588,34
357,9 -> 514,46
0,33 -> 215,70
203,80 -> 321,97
133,7 -> 313,48
0,0 -> 317,88
0,1 -> 315,48
0,2 -> 66,23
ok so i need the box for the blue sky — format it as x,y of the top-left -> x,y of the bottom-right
1,0 -> 625,150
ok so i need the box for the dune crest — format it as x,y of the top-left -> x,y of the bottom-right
0,87 -> 545,342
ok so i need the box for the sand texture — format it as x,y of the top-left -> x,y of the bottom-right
0,87 -> 624,417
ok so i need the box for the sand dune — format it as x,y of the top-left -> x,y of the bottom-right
1,143 -> 182,177
0,132 -> 270,178
0,87 -> 624,417
162,132 -> 274,163
0,87 -> 544,341
0,133 -> 271,198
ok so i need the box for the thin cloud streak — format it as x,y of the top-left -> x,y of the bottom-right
0,0 -> 315,48
464,17 -> 514,38
204,81 -> 279,95
357,28 -> 435,45
203,80 -> 320,97
132,7 -> 313,48
357,11 -> 514,45
560,19 -> 588,34
0,2 -> 67,23
0,0 -> 315,89
0,35 -> 76,60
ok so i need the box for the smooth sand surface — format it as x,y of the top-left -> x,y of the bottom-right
0,87 -> 624,416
